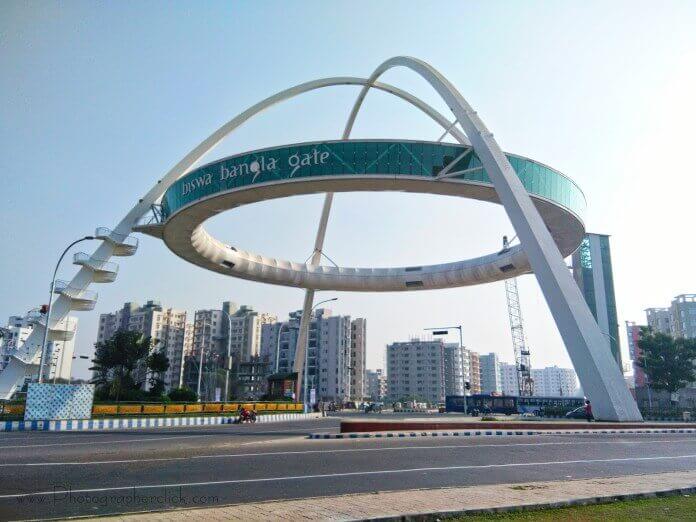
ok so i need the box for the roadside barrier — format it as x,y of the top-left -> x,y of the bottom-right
1,411 -> 321,432
1,401 -> 304,421
91,401 -> 304,417
309,427 -> 696,439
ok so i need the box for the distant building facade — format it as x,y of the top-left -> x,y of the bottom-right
572,233 -> 622,368
365,369 -> 387,402
479,353 -> 502,394
443,343 -> 469,397
670,294 -> 696,339
386,339 -> 445,404
499,362 -> 519,396
532,366 -> 579,397
645,308 -> 673,335
97,300 -> 187,391
468,351 -> 481,394
260,309 -> 363,403
350,318 -> 367,400
183,302 -> 275,400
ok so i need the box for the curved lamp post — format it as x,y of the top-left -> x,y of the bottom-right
38,236 -> 95,384
196,308 -> 233,402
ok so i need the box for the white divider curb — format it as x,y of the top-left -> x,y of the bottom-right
1,412 -> 322,432
309,427 -> 696,439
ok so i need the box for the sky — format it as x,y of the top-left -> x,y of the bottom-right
1,1 -> 695,380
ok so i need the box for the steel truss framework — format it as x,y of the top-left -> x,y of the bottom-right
0,57 -> 642,422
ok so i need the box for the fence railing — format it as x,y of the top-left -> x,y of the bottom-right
91,401 -> 303,416
1,401 -> 303,419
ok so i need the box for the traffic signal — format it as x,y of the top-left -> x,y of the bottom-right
39,305 -> 48,314
465,381 -> 471,390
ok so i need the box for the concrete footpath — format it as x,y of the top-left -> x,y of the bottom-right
89,470 -> 696,521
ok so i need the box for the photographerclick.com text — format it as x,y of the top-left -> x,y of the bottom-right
17,486 -> 219,507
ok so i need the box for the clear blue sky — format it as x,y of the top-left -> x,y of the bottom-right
2,1 -> 695,379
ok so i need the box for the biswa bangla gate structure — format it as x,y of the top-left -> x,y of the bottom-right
1,57 -> 642,421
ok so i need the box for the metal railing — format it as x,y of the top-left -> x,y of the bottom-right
53,280 -> 98,301
73,252 -> 119,273
91,401 -> 304,417
94,227 -> 139,248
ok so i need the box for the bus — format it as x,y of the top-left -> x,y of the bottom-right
445,394 -> 584,416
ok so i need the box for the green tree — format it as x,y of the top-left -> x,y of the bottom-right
89,330 -> 153,401
146,346 -> 170,398
636,327 -> 696,394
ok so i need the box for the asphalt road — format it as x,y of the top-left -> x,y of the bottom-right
1,418 -> 695,520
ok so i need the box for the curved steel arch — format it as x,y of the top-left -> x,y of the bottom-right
331,56 -> 640,421
0,76 -> 473,399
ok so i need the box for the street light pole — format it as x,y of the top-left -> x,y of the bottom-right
275,323 -> 286,374
196,316 -> 209,401
196,310 -> 233,402
275,322 -> 300,374
222,310 -> 232,402
303,297 -> 338,413
39,236 -> 95,384
425,325 -> 467,415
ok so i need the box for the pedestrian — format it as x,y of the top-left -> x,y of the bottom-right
584,400 -> 593,422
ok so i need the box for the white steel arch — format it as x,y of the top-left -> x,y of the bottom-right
325,56 -> 640,421
0,76 -> 473,399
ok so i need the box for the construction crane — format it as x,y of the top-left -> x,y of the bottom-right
502,236 -> 534,396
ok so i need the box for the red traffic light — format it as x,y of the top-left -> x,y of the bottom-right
39,305 -> 49,314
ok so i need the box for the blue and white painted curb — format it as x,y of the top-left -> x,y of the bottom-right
309,427 -> 696,439
1,412 -> 321,432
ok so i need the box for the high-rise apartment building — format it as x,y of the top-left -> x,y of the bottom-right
260,309 -> 361,403
190,302 -> 276,362
469,351 -> 481,394
386,339 -> 446,404
479,353 -> 502,394
228,304 -> 277,363
670,294 -> 696,339
182,323 -> 194,357
499,362 -> 519,396
443,343 -> 469,397
645,308 -> 673,335
645,294 -> 696,339
572,233 -> 622,368
365,369 -> 387,402
97,300 -> 187,391
531,366 -> 579,397
1,312 -> 77,382
350,318 -> 367,400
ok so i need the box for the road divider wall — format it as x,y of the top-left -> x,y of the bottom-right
1,411 -> 321,432
2,401 -> 304,419
310,427 -> 696,439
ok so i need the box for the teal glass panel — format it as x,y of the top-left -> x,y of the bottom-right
161,140 -> 586,223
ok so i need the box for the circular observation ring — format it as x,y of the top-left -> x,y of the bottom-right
150,139 -> 586,292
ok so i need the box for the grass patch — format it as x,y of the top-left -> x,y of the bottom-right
449,494 -> 696,521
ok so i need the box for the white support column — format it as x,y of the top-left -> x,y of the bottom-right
293,194 -> 333,402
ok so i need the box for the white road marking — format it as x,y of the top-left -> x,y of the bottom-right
0,434 -> 212,449
2,437 -> 694,467
0,424 -> 335,449
2,454 -> 695,499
